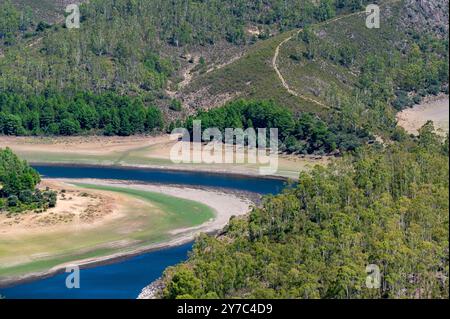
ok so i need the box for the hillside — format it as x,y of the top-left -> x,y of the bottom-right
179,0 -> 449,118
0,0 -> 448,140
0,1 -> 373,118
160,126 -> 449,299
8,0 -> 79,24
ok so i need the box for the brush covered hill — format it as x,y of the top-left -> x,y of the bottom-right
0,1 -> 375,122
0,0 -> 448,140
8,0 -> 79,24
178,0 -> 449,119
0,0 -> 367,97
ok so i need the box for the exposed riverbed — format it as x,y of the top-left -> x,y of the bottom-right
0,165 -> 286,299
396,95 -> 449,135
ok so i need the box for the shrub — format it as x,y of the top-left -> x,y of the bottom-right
7,195 -> 19,207
19,190 -> 33,204
169,99 -> 183,112
59,118 -> 81,135
44,191 -> 57,208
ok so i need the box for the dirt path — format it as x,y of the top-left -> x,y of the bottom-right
167,52 -> 244,98
271,10 -> 370,108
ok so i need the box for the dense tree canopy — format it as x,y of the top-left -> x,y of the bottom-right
162,128 -> 449,299
0,91 -> 164,136
182,100 -> 370,155
0,147 -> 40,196
0,148 -> 57,213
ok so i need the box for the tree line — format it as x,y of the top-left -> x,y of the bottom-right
161,123 -> 449,299
181,100 -> 371,155
0,148 -> 56,213
1,94 -> 370,155
0,91 -> 164,136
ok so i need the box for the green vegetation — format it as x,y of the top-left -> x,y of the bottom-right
180,29 -> 315,113
0,183 -> 215,277
169,99 -> 183,112
183,0 -> 448,140
2,0 -> 445,141
75,184 -> 215,226
0,0 -> 447,300
295,6 -> 449,111
184,99 -> 370,155
0,0 -> 33,46
0,91 -> 164,136
0,147 -> 56,213
0,0 -> 372,108
162,126 -> 449,299
8,0 -> 70,25
0,0 -> 374,137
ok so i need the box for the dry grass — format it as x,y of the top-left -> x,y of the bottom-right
0,179 -> 218,278
0,135 -> 324,179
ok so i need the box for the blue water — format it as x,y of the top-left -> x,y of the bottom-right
0,165 -> 286,299
0,243 -> 192,299
33,165 -> 286,195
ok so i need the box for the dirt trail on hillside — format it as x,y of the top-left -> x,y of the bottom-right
167,52 -> 244,99
271,9 -> 381,108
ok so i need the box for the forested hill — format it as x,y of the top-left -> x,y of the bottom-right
0,0 -> 372,137
179,0 -> 449,114
0,0 -> 371,98
0,147 -> 57,213
160,124 -> 449,299
0,0 -> 448,141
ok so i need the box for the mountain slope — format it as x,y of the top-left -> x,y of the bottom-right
159,128 -> 449,299
1,0 -> 373,105
9,0 -> 79,23
178,0 -> 448,118
0,0 -> 448,140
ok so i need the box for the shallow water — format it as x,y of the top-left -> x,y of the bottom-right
0,165 -> 285,299
1,243 -> 193,299
33,164 -> 286,195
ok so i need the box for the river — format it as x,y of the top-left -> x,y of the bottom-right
0,165 -> 286,299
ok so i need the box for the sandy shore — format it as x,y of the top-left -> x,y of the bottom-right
60,178 -> 254,236
397,95 -> 449,135
0,178 -> 253,288
0,134 -> 327,179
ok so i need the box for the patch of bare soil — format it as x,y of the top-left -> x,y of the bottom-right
0,135 -> 160,156
0,180 -> 118,236
396,95 -> 449,135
